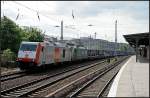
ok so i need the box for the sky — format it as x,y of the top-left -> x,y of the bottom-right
1,1 -> 149,43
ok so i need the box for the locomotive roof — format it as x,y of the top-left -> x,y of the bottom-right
54,42 -> 79,48
21,41 -> 87,49
42,41 -> 54,46
54,42 -> 67,47
77,46 -> 87,49
21,41 -> 40,45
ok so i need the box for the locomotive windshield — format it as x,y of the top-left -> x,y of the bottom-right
20,44 -> 37,51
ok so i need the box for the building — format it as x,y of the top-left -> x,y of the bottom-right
71,37 -> 134,53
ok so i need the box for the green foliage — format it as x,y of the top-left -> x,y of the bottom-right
0,16 -> 44,54
1,48 -> 16,62
1,49 -> 17,68
0,16 -> 22,53
21,26 -> 44,42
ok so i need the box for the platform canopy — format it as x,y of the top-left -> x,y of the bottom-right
123,32 -> 149,47
124,32 -> 149,62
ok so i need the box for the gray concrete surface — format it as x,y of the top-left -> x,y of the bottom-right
108,56 -> 149,97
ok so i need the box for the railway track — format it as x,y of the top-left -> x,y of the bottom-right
1,59 -> 107,97
44,57 -> 127,98
1,59 -> 105,91
1,71 -> 26,82
1,56 -> 128,98
67,57 -> 126,98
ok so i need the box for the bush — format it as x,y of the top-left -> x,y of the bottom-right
1,49 -> 17,68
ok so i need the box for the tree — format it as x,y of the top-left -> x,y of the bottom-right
21,26 -> 44,42
1,48 -> 16,62
1,48 -> 17,67
0,16 -> 44,53
0,16 -> 22,53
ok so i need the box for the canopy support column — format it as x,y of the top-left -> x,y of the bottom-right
135,38 -> 139,62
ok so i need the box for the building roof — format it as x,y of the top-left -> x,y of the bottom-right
123,32 -> 149,46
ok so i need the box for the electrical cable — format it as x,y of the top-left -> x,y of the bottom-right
12,1 -> 59,23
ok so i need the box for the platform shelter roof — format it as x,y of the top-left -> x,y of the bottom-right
123,32 -> 149,47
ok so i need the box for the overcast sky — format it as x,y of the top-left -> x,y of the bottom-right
1,1 -> 149,43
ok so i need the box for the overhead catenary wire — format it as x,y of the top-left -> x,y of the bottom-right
12,1 -> 60,23
3,1 -> 148,26
11,1 -> 82,31
8,1 -> 69,35
16,9 -> 20,20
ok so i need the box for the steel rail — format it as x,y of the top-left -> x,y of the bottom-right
1,60 -> 106,97
68,57 -> 127,98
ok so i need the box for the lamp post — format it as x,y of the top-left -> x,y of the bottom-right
115,20 -> 117,61
87,24 -> 94,50
54,20 -> 63,41
94,32 -> 97,39
61,20 -> 63,41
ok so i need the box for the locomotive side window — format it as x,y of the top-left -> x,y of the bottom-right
20,44 -> 37,51
63,49 -> 65,58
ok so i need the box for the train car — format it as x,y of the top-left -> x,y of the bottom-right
97,50 -> 105,58
103,50 -> 110,58
17,41 -> 75,69
72,46 -> 87,60
53,42 -> 72,63
17,41 -> 56,69
17,41 -> 130,70
17,41 -> 43,69
40,41 -> 55,65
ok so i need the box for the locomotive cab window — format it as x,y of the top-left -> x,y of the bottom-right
63,49 -> 65,58
20,44 -> 37,51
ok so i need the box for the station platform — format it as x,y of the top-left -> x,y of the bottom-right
108,55 -> 149,97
